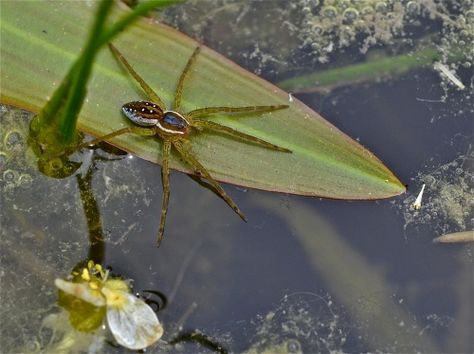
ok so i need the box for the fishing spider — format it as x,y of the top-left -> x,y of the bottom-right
84,43 -> 290,245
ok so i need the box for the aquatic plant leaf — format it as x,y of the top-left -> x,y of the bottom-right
0,1 -> 405,198
278,48 -> 441,92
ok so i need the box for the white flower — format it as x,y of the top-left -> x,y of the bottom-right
55,262 -> 163,350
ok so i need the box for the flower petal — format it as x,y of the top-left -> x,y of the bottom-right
54,278 -> 106,307
105,291 -> 163,350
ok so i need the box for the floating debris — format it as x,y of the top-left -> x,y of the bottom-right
413,184 -> 426,210
433,62 -> 465,90
400,150 -> 473,237
55,261 -> 163,350
433,231 -> 474,243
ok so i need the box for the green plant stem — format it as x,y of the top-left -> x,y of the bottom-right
99,0 -> 181,45
31,63 -> 77,130
60,0 -> 114,142
76,166 -> 106,264
36,0 -> 181,146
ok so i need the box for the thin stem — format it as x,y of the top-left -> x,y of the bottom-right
76,166 -> 105,265
99,0 -> 182,46
32,62 -> 76,129
59,0 -> 115,143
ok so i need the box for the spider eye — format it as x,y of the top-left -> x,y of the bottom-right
122,101 -> 162,127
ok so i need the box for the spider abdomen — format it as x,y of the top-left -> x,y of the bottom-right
122,101 -> 163,127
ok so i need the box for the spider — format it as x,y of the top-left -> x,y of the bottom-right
82,43 -> 291,246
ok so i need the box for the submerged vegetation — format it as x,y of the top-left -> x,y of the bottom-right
165,0 -> 473,93
295,0 -> 473,62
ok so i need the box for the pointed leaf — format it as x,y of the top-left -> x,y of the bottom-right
0,1 -> 405,198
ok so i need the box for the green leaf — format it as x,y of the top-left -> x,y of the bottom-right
0,1 -> 405,199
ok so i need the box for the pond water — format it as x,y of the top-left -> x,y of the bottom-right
1,1 -> 473,353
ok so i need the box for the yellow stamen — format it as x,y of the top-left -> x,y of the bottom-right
81,268 -> 91,281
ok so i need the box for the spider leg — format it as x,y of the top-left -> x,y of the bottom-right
192,120 -> 291,153
173,47 -> 200,111
187,105 -> 288,119
75,126 -> 155,150
108,43 -> 166,110
172,139 -> 247,222
157,140 -> 171,246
